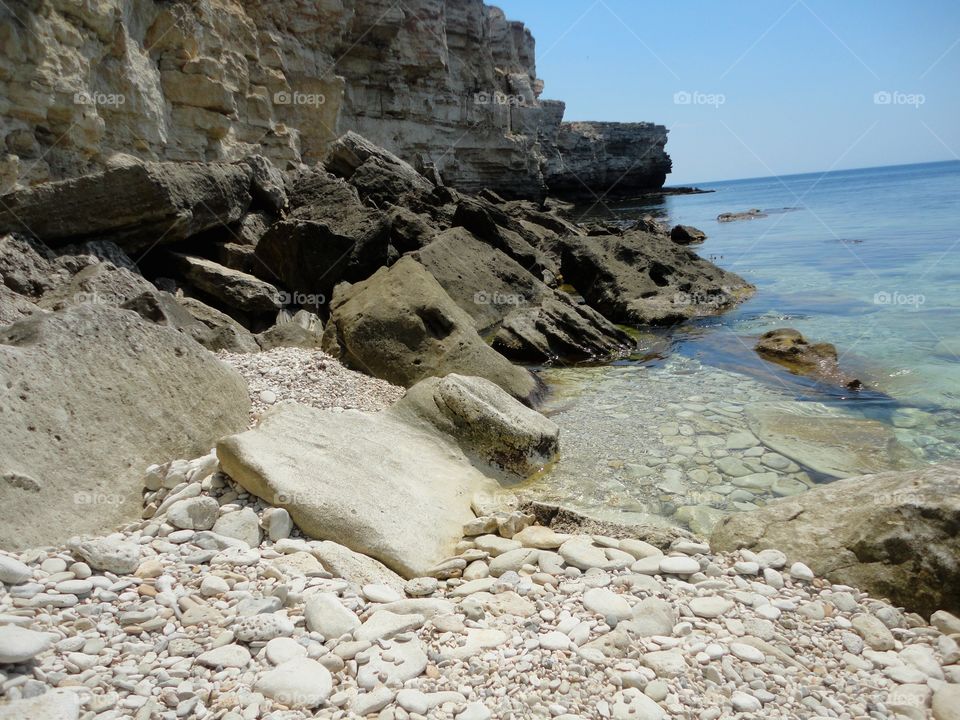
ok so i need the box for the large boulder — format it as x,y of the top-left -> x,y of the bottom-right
555,231 -> 754,326
217,401 -> 488,578
711,463 -> 960,617
0,162 -> 253,252
411,228 -> 631,362
254,171 -> 392,310
0,304 -> 250,550
37,262 -> 156,312
322,257 -> 542,405
393,374 -> 559,477
171,254 -> 283,316
176,296 -> 261,353
325,131 -> 434,207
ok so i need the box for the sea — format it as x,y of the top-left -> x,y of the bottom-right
527,160 -> 960,531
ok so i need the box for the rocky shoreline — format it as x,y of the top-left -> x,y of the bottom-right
1,1 -> 959,719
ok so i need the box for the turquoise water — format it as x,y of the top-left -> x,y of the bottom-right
530,161 -> 960,531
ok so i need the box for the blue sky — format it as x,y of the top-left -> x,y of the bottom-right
493,0 -> 960,183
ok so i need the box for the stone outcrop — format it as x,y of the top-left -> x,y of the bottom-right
0,304 -> 250,550
218,375 -> 558,577
754,329 -> 863,390
711,463 -> 960,617
543,122 -> 672,201
321,257 -> 542,405
0,0 -> 670,199
554,231 -> 755,326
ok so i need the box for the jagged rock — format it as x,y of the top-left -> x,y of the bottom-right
386,206 -> 441,252
321,257 -> 541,404
452,196 -> 555,280
0,304 -> 250,549
37,262 -> 156,311
256,311 -> 324,351
543,122 -> 671,200
755,329 -> 862,390
555,231 -> 754,326
177,297 -> 261,354
172,254 -> 283,316
411,227 -> 631,362
711,462 -> 960,617
392,374 -> 559,477
0,234 -> 74,297
326,131 -> 434,206
242,155 -> 287,214
0,162 -> 253,252
670,225 -> 706,245
218,401 -> 491,578
0,285 -> 38,327
255,171 -> 392,307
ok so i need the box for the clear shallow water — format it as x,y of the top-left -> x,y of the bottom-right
531,161 -> 960,532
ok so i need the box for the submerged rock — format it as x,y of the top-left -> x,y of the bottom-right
711,462 -> 960,616
717,209 -> 767,223
755,328 -> 862,390
746,404 -> 915,479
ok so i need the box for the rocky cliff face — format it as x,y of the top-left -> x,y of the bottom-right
0,0 -> 669,199
544,122 -> 672,200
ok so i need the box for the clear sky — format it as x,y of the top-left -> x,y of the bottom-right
493,0 -> 960,184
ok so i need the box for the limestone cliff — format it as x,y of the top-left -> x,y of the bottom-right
0,0 -> 670,199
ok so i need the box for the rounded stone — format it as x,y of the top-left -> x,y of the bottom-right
0,625 -> 51,664
254,657 -> 332,708
166,496 -> 220,531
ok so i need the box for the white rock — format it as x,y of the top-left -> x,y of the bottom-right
0,689 -> 81,719
0,556 -> 31,585
539,631 -> 572,651
405,577 -> 439,597
659,556 -> 700,575
254,657 -> 332,708
457,702 -> 492,720
640,650 -> 687,677
852,614 -> 896,651
200,575 -> 229,597
789,561 -> 814,581
356,639 -> 428,690
352,686 -> 396,716
731,691 -> 762,712
689,596 -> 734,619
265,637 -> 307,665
612,688 -> 666,720
166,496 -> 220,530
362,583 -> 402,603
0,625 -> 51,664
264,508 -> 293,541
69,537 -> 140,574
583,587 -> 632,621
355,610 -> 425,643
559,539 -> 608,570
196,643 -> 251,668
212,507 -> 261,547
233,613 -> 295,642
730,643 -> 766,664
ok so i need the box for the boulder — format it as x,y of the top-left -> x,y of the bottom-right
718,209 -> 767,223
172,254 -> 283,315
670,225 -> 706,245
0,162 -> 253,252
0,304 -> 250,550
711,462 -> 960,617
325,131 -> 434,207
217,401 -> 493,578
0,235 -> 73,297
37,262 -> 156,312
256,310 -> 324,350
555,231 -> 754,326
746,403 -> 916,479
392,374 -> 559,477
411,228 -> 631,362
254,171 -> 392,309
0,285 -> 38,327
176,296 -> 261,353
321,257 -> 541,404
242,155 -> 287,214
754,328 -> 862,390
